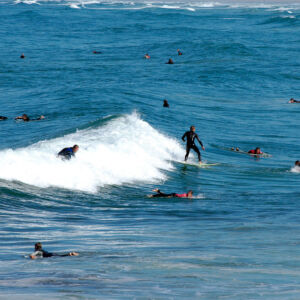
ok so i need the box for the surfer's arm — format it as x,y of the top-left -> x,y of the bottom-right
181,132 -> 187,141
196,135 -> 205,150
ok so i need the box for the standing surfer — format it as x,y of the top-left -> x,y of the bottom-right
182,126 -> 205,163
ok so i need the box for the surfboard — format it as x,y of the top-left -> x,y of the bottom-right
177,161 -> 220,168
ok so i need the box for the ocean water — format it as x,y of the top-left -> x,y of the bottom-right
0,0 -> 300,298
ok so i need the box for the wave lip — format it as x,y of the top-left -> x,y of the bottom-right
0,113 -> 183,193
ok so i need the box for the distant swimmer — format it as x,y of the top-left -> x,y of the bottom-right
163,99 -> 169,108
182,126 -> 205,163
177,49 -> 183,55
144,53 -> 150,59
166,58 -> 174,64
15,114 -> 45,122
20,53 -> 25,59
289,98 -> 300,103
0,116 -> 7,121
93,51 -> 102,54
29,242 -> 79,259
149,188 -> 193,198
248,147 -> 263,155
58,145 -> 79,160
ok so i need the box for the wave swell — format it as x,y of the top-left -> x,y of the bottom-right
0,113 -> 183,192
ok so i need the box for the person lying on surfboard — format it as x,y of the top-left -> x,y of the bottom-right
248,147 -> 263,155
149,189 -> 193,198
289,98 -> 300,103
182,126 -> 205,163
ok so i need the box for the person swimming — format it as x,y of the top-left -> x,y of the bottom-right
163,99 -> 169,108
289,98 -> 300,103
15,114 -> 45,122
177,49 -> 183,55
58,145 -> 79,160
29,242 -> 79,259
295,160 -> 300,167
248,147 -> 263,155
93,51 -> 102,54
166,58 -> 174,64
182,126 -> 205,163
144,53 -> 150,59
0,116 -> 7,121
20,53 -> 25,59
150,188 -> 193,198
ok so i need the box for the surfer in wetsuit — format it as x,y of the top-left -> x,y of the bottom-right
0,116 -> 7,121
29,242 -> 79,259
289,98 -> 300,103
150,188 -> 193,198
57,145 -> 79,160
15,114 -> 45,122
248,147 -> 263,155
182,126 -> 205,163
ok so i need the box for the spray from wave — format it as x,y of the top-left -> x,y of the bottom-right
0,113 -> 183,193
291,166 -> 300,173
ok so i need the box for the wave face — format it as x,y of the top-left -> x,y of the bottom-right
0,113 -> 183,192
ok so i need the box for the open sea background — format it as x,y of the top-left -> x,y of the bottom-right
0,0 -> 300,298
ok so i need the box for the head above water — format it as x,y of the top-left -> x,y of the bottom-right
187,190 -> 193,198
22,114 -> 29,121
35,242 -> 42,251
255,147 -> 261,154
289,98 -> 295,103
190,126 -> 195,132
295,160 -> 300,166
73,145 -> 79,153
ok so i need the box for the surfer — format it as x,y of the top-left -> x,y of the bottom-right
248,147 -> 263,155
144,53 -> 150,59
182,126 -> 205,163
29,242 -> 79,259
93,51 -> 102,54
163,99 -> 169,108
177,49 -> 183,55
150,188 -> 193,198
20,53 -> 25,59
289,98 -> 300,103
166,58 -> 174,64
295,161 -> 300,167
15,114 -> 45,122
0,116 -> 7,121
57,145 -> 79,160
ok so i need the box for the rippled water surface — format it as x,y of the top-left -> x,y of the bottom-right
0,0 -> 299,298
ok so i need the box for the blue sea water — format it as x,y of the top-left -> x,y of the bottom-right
0,0 -> 300,298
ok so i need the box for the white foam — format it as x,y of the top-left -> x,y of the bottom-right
291,166 -> 300,173
0,113 -> 183,193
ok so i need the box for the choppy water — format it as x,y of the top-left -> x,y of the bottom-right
0,0 -> 299,298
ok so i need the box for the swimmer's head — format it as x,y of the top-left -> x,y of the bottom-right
289,98 -> 295,103
35,242 -> 42,251
255,147 -> 261,154
73,145 -> 79,153
295,160 -> 300,166
187,190 -> 193,198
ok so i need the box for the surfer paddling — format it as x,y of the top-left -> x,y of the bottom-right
149,188 -> 193,198
289,98 -> 300,103
248,147 -> 263,155
29,242 -> 79,259
182,126 -> 205,164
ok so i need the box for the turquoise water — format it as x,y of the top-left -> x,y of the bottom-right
0,0 -> 300,298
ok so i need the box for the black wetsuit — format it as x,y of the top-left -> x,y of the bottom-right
32,250 -> 70,258
58,147 -> 75,160
151,190 -> 176,198
182,130 -> 203,162
0,116 -> 7,121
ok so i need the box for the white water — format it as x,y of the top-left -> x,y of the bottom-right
0,113 -> 183,192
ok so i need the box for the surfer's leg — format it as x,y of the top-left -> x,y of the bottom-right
192,145 -> 201,162
185,146 -> 191,161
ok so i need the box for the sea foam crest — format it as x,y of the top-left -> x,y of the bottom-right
0,113 -> 183,193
